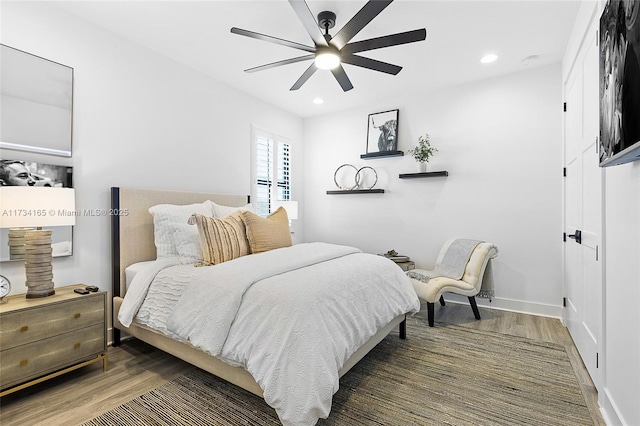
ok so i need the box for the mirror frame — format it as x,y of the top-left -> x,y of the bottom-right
0,44 -> 73,157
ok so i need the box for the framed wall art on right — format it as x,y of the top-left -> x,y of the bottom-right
599,0 -> 640,167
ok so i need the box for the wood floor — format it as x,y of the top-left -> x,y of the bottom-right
0,302 -> 606,426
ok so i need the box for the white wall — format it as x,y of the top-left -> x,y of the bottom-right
303,64 -> 564,316
563,1 -> 640,424
0,3 -> 303,316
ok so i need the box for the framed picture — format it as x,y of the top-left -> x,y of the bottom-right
366,109 -> 399,154
599,0 -> 640,167
0,159 -> 73,261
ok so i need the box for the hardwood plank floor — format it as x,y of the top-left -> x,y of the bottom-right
0,302 -> 605,425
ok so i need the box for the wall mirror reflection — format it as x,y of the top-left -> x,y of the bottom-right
0,159 -> 73,262
0,44 -> 73,157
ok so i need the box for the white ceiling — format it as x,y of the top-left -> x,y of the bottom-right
51,0 -> 581,118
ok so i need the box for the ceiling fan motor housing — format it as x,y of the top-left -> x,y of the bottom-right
317,11 -> 336,31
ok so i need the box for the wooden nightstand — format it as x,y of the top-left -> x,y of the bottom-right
395,261 -> 415,272
0,284 -> 107,396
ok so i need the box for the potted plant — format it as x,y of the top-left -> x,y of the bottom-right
408,134 -> 438,172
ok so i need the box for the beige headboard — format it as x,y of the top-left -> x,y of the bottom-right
111,187 -> 249,299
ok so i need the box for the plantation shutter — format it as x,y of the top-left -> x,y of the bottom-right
254,129 -> 291,217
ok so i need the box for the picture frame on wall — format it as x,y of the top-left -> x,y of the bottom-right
363,109 -> 403,159
599,0 -> 640,167
0,159 -> 73,261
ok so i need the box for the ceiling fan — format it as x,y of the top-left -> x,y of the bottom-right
230,0 -> 426,92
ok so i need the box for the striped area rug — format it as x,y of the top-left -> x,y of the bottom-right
84,318 -> 593,425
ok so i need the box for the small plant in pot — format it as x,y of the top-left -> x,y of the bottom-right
408,134 -> 438,172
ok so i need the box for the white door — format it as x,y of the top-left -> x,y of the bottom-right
563,31 -> 602,390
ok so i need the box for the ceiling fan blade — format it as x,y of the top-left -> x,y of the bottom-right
288,0 -> 328,47
342,29 -> 426,54
341,54 -> 402,75
231,27 -> 316,53
245,55 -> 315,73
330,0 -> 393,50
290,63 -> 318,90
331,65 -> 354,92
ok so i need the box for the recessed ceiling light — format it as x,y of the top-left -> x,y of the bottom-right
313,98 -> 324,104
480,54 -> 498,64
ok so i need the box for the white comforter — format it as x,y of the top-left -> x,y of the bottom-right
119,242 -> 420,426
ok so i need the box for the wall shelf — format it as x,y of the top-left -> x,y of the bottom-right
326,189 -> 385,195
399,171 -> 449,179
360,150 -> 404,159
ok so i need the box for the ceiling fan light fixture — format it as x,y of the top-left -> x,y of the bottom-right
315,48 -> 341,70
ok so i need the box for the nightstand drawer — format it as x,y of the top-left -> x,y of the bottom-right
0,323 -> 105,390
0,296 -> 104,350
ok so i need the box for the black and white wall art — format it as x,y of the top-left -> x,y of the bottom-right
366,109 -> 399,153
599,0 -> 640,166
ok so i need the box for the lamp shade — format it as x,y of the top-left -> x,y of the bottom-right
0,187 -> 76,228
272,200 -> 298,220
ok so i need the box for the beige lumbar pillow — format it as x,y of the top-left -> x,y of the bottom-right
188,211 -> 250,266
241,207 -> 292,254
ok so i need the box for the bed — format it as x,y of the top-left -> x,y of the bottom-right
110,187 -> 420,425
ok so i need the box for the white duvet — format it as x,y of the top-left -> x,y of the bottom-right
119,242 -> 420,426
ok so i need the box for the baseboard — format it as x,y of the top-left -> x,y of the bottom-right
601,386 -> 626,426
445,294 -> 563,319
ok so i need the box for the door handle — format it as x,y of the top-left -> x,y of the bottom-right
568,230 -> 582,244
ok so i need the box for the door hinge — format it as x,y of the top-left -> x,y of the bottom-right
563,297 -> 567,307
563,232 -> 567,242
596,352 -> 599,368
563,102 -> 567,112
596,245 -> 599,261
563,167 -> 567,177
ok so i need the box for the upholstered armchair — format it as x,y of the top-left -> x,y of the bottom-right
407,239 -> 498,327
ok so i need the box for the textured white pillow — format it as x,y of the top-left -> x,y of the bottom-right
149,202 -> 213,258
171,223 -> 202,264
209,201 -> 254,218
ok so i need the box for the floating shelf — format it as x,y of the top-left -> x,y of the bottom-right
399,171 -> 449,179
360,150 -> 404,159
326,189 -> 385,195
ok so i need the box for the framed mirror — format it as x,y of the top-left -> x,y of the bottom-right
0,159 -> 73,261
0,44 -> 73,157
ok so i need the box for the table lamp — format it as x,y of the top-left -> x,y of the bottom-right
0,187 -> 76,298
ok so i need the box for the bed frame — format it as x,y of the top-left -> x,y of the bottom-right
111,187 -> 407,398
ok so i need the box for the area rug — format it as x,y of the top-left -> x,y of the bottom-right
83,318 -> 593,425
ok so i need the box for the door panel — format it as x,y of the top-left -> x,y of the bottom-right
564,35 -> 602,390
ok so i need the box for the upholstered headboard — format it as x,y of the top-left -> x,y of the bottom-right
110,187 -> 249,299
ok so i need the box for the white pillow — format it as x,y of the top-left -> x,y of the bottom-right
149,202 -> 213,258
209,200 -> 254,218
171,223 -> 202,265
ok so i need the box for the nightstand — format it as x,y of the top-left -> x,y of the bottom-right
395,261 -> 415,272
0,284 -> 107,396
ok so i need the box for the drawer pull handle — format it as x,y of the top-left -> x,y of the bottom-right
74,313 -> 81,319
20,359 -> 28,367
74,343 -> 81,349
20,326 -> 28,332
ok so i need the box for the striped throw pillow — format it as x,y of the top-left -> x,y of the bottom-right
188,211 -> 250,266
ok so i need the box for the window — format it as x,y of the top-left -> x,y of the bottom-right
253,128 -> 291,217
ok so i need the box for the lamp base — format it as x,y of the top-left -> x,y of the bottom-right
24,230 -> 55,298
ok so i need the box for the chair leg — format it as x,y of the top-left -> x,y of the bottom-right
439,295 -> 446,306
468,296 -> 481,320
427,302 -> 435,327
